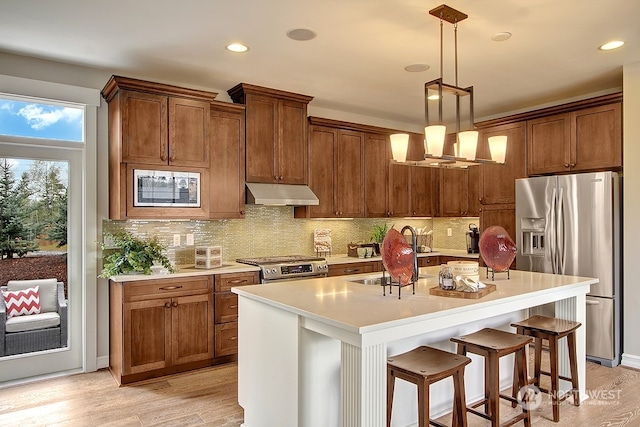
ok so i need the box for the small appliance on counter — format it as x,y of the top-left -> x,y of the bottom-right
236,255 -> 328,283
466,224 -> 480,254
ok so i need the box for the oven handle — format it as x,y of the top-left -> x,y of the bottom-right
262,274 -> 328,284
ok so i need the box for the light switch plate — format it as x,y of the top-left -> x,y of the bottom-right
186,234 -> 194,246
173,234 -> 181,246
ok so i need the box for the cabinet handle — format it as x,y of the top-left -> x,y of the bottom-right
164,302 -> 171,308
570,163 -> 576,168
172,301 -> 178,307
229,305 -> 238,309
229,279 -> 248,284
159,285 -> 183,290
564,163 -> 570,168
344,268 -> 360,273
387,211 -> 391,217
229,337 -> 237,341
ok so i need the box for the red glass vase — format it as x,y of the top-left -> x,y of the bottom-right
479,225 -> 517,272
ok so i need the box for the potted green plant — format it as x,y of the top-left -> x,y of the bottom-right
99,230 -> 175,278
370,223 -> 391,256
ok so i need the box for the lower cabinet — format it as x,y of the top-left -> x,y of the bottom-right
109,276 -> 214,385
418,256 -> 440,267
213,271 -> 260,357
328,261 -> 382,277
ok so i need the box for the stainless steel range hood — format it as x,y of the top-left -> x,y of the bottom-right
246,183 -> 319,206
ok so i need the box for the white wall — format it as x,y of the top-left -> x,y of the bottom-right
621,62 -> 640,368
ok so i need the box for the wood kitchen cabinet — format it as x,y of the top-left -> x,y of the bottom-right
364,133 -> 390,217
109,276 -> 214,385
296,119 -> 364,218
102,76 -> 217,220
328,260 -> 382,277
209,101 -> 246,219
213,271 -> 260,357
528,102 -> 622,175
438,168 -> 470,216
227,83 -> 313,184
418,256 -> 440,267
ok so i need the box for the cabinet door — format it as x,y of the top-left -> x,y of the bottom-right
411,167 -> 435,217
388,164 -> 410,217
479,122 -> 526,205
328,261 -> 381,277
209,107 -> 246,219
171,293 -> 214,365
123,298 -> 171,374
418,256 -> 439,267
571,103 -> 622,172
215,292 -> 239,324
168,97 -> 210,168
278,99 -> 308,184
308,125 -> 337,218
527,113 -> 571,175
364,133 -> 389,217
245,94 -> 278,183
336,129 -> 365,217
121,91 -> 168,166
438,168 -> 469,216
479,204 -> 516,269
467,166 -> 480,216
215,322 -> 238,357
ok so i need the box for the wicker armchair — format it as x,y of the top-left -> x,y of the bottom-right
1,279 -> 67,357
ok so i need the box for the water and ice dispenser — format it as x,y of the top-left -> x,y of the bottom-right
520,218 -> 546,256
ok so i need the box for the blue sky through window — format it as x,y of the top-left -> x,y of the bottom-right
0,97 -> 83,142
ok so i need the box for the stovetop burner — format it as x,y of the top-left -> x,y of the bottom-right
236,255 -> 325,266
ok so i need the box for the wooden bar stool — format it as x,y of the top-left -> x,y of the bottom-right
451,328 -> 533,427
510,315 -> 581,422
387,345 -> 471,427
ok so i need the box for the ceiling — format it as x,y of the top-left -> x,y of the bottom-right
1,0 -> 638,127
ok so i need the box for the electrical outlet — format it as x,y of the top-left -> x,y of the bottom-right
173,234 -> 181,246
186,233 -> 194,246
447,228 -> 453,237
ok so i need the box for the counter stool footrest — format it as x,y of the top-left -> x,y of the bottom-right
501,414 -> 529,427
499,393 -> 521,405
537,369 -> 573,383
466,406 -> 491,421
429,420 -> 448,427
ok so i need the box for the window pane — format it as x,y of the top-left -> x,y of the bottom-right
0,97 -> 83,142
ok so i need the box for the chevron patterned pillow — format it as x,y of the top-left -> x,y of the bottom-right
2,286 -> 41,318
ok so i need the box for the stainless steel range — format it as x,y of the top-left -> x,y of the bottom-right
236,255 -> 328,283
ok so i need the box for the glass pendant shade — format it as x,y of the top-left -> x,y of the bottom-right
390,133 -> 409,162
488,135 -> 508,163
424,125 -> 446,157
458,131 -> 479,160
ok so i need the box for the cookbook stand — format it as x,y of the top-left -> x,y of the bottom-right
381,269 -> 415,300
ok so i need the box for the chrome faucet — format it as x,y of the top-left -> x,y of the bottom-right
401,225 -> 418,282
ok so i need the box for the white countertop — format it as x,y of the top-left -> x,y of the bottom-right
325,250 -> 478,265
109,261 -> 260,282
233,266 -> 596,334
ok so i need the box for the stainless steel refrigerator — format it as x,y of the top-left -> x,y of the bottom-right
515,171 -> 621,367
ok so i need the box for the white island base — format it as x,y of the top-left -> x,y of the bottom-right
233,267 -> 594,427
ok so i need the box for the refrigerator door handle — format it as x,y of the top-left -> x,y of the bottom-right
557,187 -> 566,275
547,188 -> 557,273
586,300 -> 600,305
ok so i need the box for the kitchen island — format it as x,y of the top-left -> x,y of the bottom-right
233,267 -> 595,427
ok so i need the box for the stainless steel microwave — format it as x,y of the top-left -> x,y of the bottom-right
133,169 -> 201,207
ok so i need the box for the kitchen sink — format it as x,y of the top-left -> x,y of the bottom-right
349,274 -> 434,285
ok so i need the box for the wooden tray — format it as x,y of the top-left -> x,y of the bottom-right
429,283 -> 496,299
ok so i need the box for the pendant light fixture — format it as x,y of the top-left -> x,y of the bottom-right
390,4 -> 507,167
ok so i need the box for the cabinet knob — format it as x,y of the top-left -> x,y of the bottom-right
240,210 -> 246,215
160,154 -> 168,161
172,301 -> 178,308
564,163 -> 570,168
570,163 -> 576,168
164,302 -> 171,309
387,211 -> 391,217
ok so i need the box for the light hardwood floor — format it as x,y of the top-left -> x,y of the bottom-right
0,361 -> 638,426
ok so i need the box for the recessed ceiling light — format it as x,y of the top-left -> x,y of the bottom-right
286,28 -> 317,41
491,32 -> 512,42
599,40 -> 624,51
226,43 -> 249,53
404,64 -> 430,72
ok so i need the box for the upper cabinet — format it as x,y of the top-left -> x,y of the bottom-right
102,76 -> 218,220
103,76 -> 214,169
227,83 -> 313,185
528,102 -> 622,175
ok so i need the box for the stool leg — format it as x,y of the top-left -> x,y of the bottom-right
512,327 -> 525,408
567,331 -> 580,407
517,348 -> 532,427
487,353 -> 500,426
549,336 -> 560,422
417,379 -> 427,427
387,367 -> 395,427
452,368 -> 468,427
533,337 -> 543,388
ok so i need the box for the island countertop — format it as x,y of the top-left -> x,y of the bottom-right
232,267 -> 596,334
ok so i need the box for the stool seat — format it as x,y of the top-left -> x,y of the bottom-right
387,346 -> 471,427
511,315 -> 581,422
451,328 -> 533,427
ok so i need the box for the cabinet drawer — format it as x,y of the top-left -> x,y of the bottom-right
215,292 -> 238,324
215,322 -> 238,357
215,271 -> 260,292
124,276 -> 211,301
328,261 -> 381,277
418,256 -> 439,267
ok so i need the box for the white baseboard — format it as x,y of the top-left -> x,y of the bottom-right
620,353 -> 640,369
96,355 -> 109,370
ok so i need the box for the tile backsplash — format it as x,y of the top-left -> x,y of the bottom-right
102,206 -> 478,267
